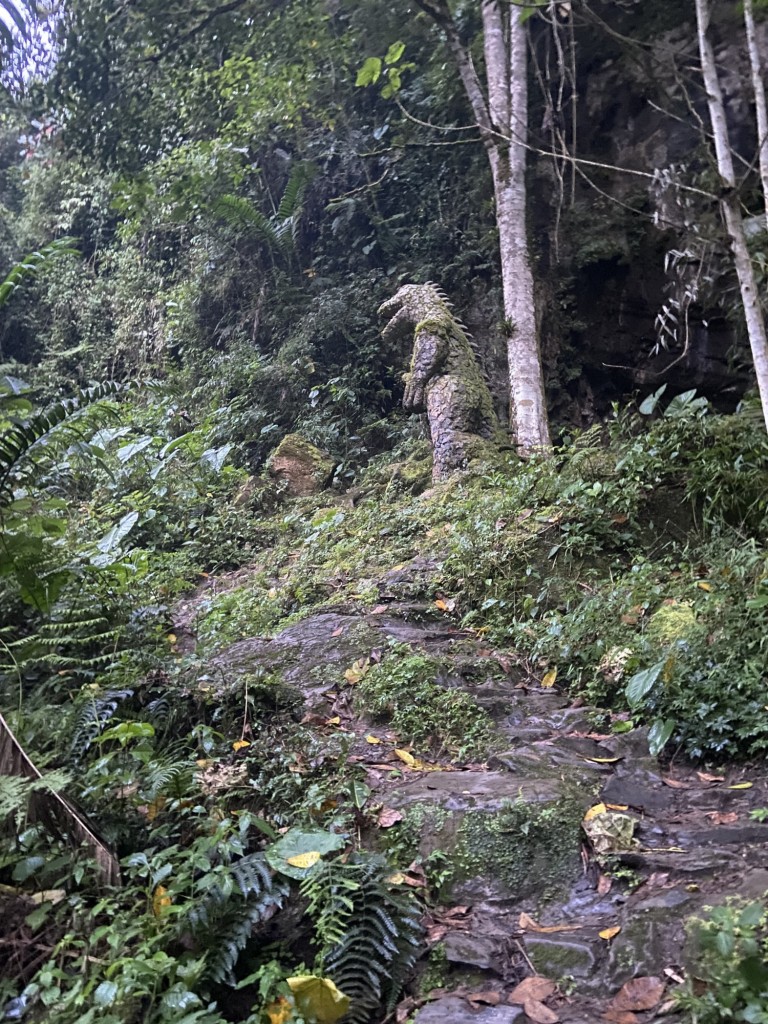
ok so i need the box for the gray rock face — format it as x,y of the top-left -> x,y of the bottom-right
416,997 -> 523,1024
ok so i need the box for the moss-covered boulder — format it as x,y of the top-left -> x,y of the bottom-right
267,433 -> 335,497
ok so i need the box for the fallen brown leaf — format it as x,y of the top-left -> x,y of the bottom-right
426,924 -> 448,943
523,998 -> 559,1023
646,872 -> 670,888
331,626 -> 344,637
378,807 -> 404,828
518,912 -> 582,934
600,926 -> 621,941
508,977 -> 556,1004
602,1012 -> 637,1024
609,976 -> 664,1013
597,873 -> 613,895
705,811 -> 738,824
371,605 -> 388,615
661,777 -> 690,789
466,991 -> 501,1007
696,771 -> 725,784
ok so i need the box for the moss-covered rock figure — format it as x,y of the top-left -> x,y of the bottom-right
379,283 -> 502,481
267,433 -> 335,496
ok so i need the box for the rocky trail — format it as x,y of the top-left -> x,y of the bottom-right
176,565 -> 768,1024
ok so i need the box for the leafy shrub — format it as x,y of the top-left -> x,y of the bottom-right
677,899 -> 768,1023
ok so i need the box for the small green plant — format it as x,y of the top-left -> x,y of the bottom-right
677,899 -> 768,1022
355,647 -> 492,759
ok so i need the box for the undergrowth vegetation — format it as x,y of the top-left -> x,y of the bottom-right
2,347 -> 768,1020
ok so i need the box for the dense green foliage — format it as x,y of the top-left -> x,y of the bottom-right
2,0 -> 768,1020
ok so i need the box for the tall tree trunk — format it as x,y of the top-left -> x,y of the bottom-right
695,0 -> 768,432
495,3 -> 550,449
744,0 -> 768,233
415,0 -> 551,452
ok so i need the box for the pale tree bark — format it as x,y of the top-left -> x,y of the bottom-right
414,0 -> 551,452
695,0 -> 768,433
744,0 -> 768,233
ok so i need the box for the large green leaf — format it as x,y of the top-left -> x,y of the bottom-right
625,660 -> 665,707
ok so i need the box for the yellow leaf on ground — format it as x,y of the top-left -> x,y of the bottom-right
232,739 -> 250,751
395,748 -> 417,767
583,803 -> 607,822
264,996 -> 293,1024
697,581 -> 713,591
167,633 -> 177,644
344,658 -> 370,684
325,716 -> 341,726
366,734 -> 382,745
286,851 -> 322,869
434,598 -> 456,612
585,756 -> 622,764
152,885 -> 172,917
386,872 -> 406,885
287,975 -> 350,1024
541,668 -> 557,688
605,803 -> 629,811
600,926 -> 621,941
518,912 -> 582,933
729,782 -> 753,790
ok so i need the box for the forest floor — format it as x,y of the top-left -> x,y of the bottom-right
171,451 -> 768,1024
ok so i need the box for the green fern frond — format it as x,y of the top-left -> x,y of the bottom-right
0,238 -> 79,308
70,688 -> 134,761
0,381 -> 126,502
305,853 -> 422,1024
214,196 -> 282,250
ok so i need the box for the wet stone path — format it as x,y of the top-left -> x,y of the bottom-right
188,592 -> 768,1024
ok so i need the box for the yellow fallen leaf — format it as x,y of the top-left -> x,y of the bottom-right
286,851 -> 322,869
434,598 -> 456,612
390,563 -> 406,572
344,658 -> 370,685
600,926 -> 621,941
196,758 -> 212,768
366,735 -> 382,745
264,996 -> 293,1024
729,782 -> 753,790
152,885 -> 172,917
167,633 -> 177,644
386,872 -> 406,885
605,803 -> 629,811
395,748 -> 417,767
583,803 -> 607,822
518,912 -> 582,933
585,756 -> 622,764
287,975 -> 350,1024
268,587 -> 278,599
541,668 -> 557,688
697,581 -> 713,591
325,716 -> 341,726
145,796 -> 166,823
232,739 -> 250,751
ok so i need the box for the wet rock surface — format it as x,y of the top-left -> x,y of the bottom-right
185,578 -> 768,1023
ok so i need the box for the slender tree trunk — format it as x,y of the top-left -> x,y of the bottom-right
496,3 -> 550,449
695,0 -> 768,432
744,0 -> 768,233
415,0 -> 551,452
